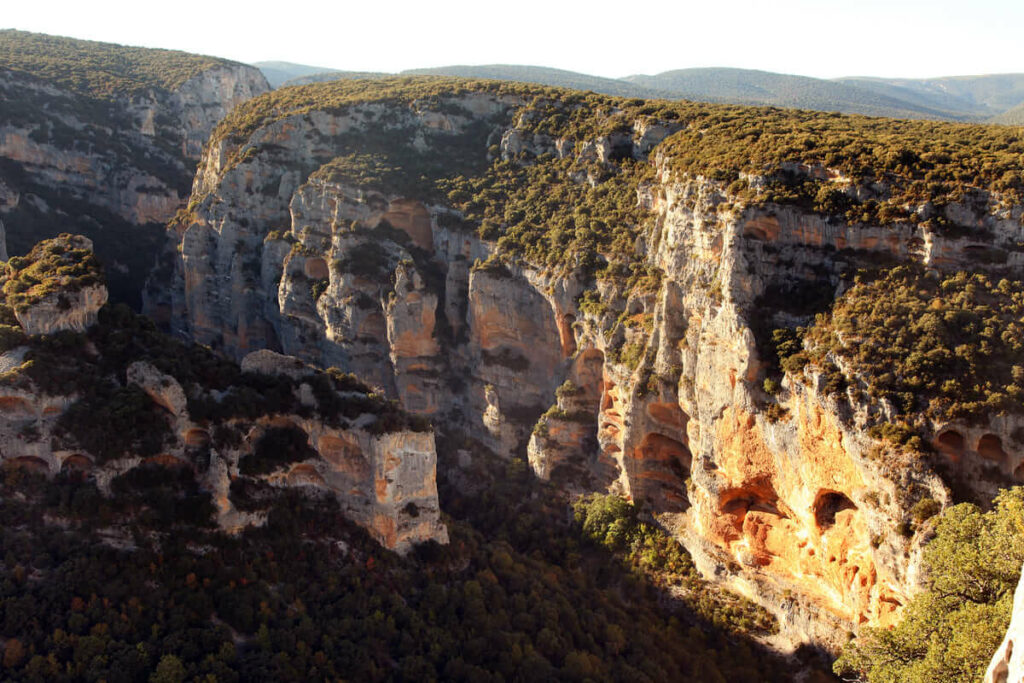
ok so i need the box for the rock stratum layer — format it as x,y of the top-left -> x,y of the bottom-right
150,78 -> 1024,649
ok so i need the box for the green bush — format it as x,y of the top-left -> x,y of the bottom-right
835,487 -> 1024,683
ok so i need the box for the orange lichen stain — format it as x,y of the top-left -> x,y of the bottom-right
546,420 -> 588,442
743,216 -> 781,241
317,434 -> 370,478
714,407 -> 776,484
792,220 -> 826,247
647,402 -> 686,429
303,257 -> 329,280
0,396 -> 33,414
371,514 -> 398,549
383,199 -> 433,252
357,312 -> 387,340
794,395 -> 865,490
9,456 -> 49,473
143,454 -> 189,468
389,307 -> 438,358
471,303 -> 533,351
556,313 -> 576,357
571,349 -> 605,402
287,463 -> 326,487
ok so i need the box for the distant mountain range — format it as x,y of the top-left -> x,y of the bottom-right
253,62 -> 1024,123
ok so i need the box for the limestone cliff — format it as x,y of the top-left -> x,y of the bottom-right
157,78 -> 1024,649
0,236 -> 446,554
0,34 -> 269,305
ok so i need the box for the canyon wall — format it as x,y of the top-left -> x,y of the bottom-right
157,90 -> 1024,648
0,62 -> 269,304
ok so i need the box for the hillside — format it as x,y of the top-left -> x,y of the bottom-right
402,64 -> 673,99
147,75 -> 1024,671
623,67 -> 963,119
252,60 -> 1024,124
840,73 -> 1024,120
252,60 -> 344,87
0,29 -> 238,97
5,38 -> 1024,680
0,233 -> 799,681
0,30 -> 268,306
989,101 -> 1024,125
281,69 -> 390,87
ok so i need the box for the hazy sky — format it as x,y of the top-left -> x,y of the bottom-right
5,0 -> 1024,79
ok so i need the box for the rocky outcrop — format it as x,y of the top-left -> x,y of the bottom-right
7,234 -> 109,335
0,219 -> 8,262
240,349 -> 315,381
15,282 -> 107,335
986,566 -> 1024,683
0,343 -> 447,554
160,87 -> 1024,649
0,236 -> 445,554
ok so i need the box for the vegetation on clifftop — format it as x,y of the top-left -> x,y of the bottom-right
773,267 -> 1024,448
0,29 -> 233,97
210,77 -> 1024,287
660,103 -> 1024,219
1,234 -> 104,313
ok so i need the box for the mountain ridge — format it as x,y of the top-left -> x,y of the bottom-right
252,60 -> 1024,123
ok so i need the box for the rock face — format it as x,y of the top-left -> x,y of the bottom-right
986,566 -> 1024,683
0,219 -> 8,262
15,282 -> 107,335
160,87 -> 1024,648
0,236 -> 445,555
0,58 -> 268,305
0,345 -> 446,555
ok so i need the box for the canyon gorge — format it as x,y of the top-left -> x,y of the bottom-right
4,29 -> 1024,681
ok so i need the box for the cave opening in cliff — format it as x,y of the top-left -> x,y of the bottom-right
303,257 -> 329,280
61,454 -> 93,472
184,428 -> 211,447
59,454 -> 93,481
936,429 -> 966,457
11,456 -> 50,474
814,491 -> 857,531
635,433 -> 692,512
977,434 -> 1008,463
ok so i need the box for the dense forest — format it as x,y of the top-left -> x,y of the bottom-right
0,427 -> 813,682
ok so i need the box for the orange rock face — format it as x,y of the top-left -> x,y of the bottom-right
383,198 -> 433,252
702,403 -> 900,625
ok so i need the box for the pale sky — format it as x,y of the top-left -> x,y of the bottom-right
5,0 -> 1024,80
